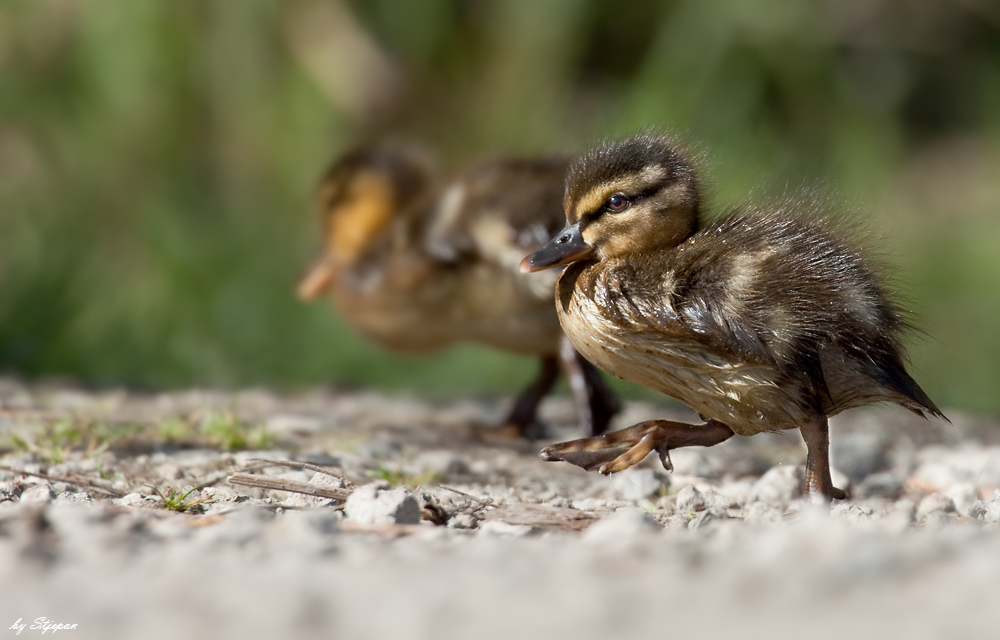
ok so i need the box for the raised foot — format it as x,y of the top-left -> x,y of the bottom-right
540,419 -> 734,475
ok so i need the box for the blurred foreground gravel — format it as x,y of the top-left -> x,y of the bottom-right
1,378 -> 998,639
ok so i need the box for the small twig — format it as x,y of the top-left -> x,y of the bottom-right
242,458 -> 355,488
227,472 -> 352,502
440,484 -> 495,513
0,464 -> 126,497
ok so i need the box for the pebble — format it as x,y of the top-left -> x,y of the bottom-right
949,484 -> 980,517
356,440 -> 402,461
55,492 -> 93,504
830,431 -> 888,481
408,450 -> 471,479
20,484 -> 55,504
917,493 -> 957,520
855,472 -> 903,499
831,503 -> 874,523
969,496 -> 1000,524
582,507 -> 660,543
675,484 -> 731,514
0,387 -> 998,638
0,482 -> 22,503
201,486 -> 240,503
749,465 -> 800,503
113,493 -> 163,509
157,464 -> 183,480
743,501 -> 784,524
195,507 -> 274,546
447,513 -> 479,529
667,450 -> 716,478
344,484 -> 420,525
477,521 -> 533,538
612,468 -> 667,501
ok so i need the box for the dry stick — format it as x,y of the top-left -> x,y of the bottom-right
0,465 -> 125,498
241,458 -> 355,488
440,484 -> 495,513
226,472 -> 353,502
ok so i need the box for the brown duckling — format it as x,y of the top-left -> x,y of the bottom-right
521,134 -> 945,500
298,142 -> 620,438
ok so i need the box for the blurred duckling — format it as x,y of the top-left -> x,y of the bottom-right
299,142 -> 620,438
522,134 -> 945,500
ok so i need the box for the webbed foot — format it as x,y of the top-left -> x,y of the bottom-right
540,419 -> 734,475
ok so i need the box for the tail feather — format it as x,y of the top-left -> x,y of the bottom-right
871,354 -> 948,422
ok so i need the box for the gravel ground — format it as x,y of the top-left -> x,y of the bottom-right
1,377 -> 998,640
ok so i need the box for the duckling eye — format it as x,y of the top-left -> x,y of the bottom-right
605,194 -> 631,212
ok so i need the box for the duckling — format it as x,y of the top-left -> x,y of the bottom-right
521,134 -> 945,500
298,142 -> 620,438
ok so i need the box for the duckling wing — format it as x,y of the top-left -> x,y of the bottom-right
665,210 -> 945,420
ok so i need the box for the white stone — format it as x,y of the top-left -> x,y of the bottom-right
613,468 -> 667,501
583,507 -> 660,544
743,501 -> 783,524
969,496 -> 1000,523
344,484 -> 420,525
949,484 -> 980,517
749,465 -> 800,503
477,521 -> 532,538
855,472 -> 903,499
830,432 -> 887,481
917,493 -> 956,520
667,450 -> 716,478
675,484 -> 730,514
20,484 -> 55,504
447,513 -> 479,529
408,450 -> 470,478
55,492 -> 93,504
0,482 -> 22,503
113,493 -> 163,508
201,486 -> 239,502
157,464 -> 183,480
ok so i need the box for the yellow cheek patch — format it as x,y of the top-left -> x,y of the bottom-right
573,188 -> 612,221
325,172 -> 395,266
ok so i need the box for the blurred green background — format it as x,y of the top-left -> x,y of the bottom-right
1,0 -> 999,410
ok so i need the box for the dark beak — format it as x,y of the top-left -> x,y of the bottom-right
519,223 -> 594,273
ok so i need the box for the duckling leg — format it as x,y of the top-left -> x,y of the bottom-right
504,355 -> 560,438
799,416 -> 848,501
559,335 -> 621,436
540,419 -> 734,475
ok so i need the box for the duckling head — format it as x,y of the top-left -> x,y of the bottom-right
521,135 -> 699,272
298,143 -> 433,300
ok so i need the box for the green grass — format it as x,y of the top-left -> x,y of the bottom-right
2,418 -> 144,463
153,485 -> 207,513
1,411 -> 278,460
366,465 -> 443,488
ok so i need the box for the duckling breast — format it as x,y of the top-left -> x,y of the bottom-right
556,262 -> 816,435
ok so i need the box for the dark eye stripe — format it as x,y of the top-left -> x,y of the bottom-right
580,182 -> 666,225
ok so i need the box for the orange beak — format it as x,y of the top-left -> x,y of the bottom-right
296,259 -> 336,301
